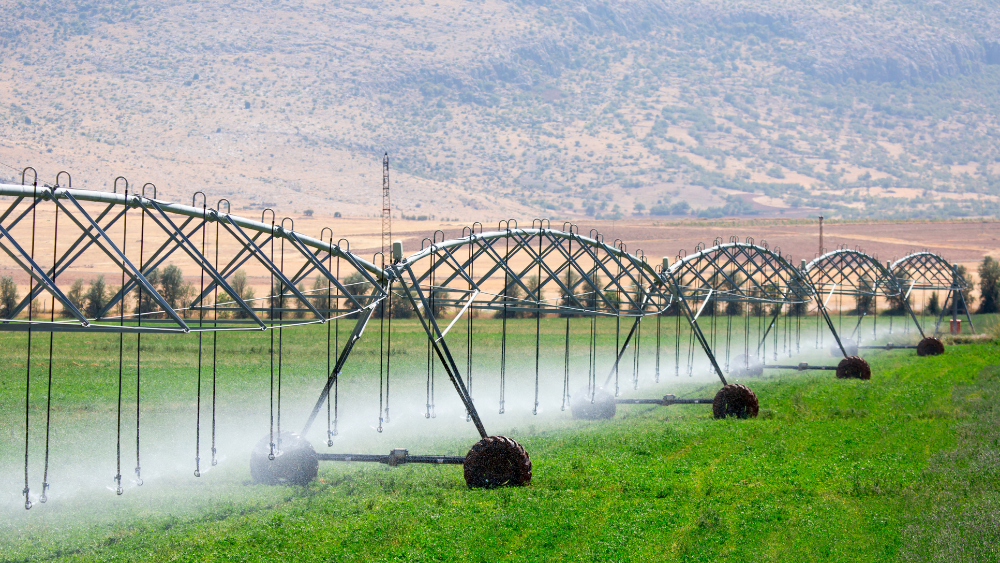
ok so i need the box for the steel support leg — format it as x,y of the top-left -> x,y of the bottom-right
301,306 -> 376,436
398,263 -> 488,439
664,272 -> 728,385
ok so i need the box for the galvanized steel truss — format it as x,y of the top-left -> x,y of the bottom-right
387,223 -> 674,435
805,247 -> 927,343
663,238 -> 849,378
889,251 -> 975,335
0,182 -> 386,334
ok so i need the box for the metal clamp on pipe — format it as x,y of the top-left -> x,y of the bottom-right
388,448 -> 408,467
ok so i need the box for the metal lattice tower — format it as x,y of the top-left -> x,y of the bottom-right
382,153 -> 390,257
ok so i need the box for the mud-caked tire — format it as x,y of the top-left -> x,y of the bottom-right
464,436 -> 532,489
831,338 -> 859,357
570,386 -> 616,420
250,431 -> 318,486
730,354 -> 764,378
916,337 -> 945,357
712,384 -> 759,419
836,356 -> 871,380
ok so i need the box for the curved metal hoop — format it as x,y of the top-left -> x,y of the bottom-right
55,171 -> 72,188
21,167 -> 37,186
192,191 -> 207,208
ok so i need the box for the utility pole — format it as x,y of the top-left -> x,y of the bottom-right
382,153 -> 391,259
818,215 -> 824,257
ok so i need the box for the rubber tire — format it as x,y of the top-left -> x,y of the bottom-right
712,384 -> 759,419
730,354 -> 763,378
250,431 -> 318,486
830,338 -> 859,357
916,337 -> 945,357
570,386 -> 616,420
836,356 -> 871,380
464,436 -> 532,489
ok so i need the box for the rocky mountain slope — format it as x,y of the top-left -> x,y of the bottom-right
1,0 -> 999,221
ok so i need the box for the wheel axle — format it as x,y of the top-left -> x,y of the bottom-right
317,449 -> 465,466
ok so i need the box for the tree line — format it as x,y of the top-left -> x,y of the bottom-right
0,257 -> 998,321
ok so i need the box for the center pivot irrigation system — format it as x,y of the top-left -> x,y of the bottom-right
1,168 -> 970,506
802,247 -> 949,363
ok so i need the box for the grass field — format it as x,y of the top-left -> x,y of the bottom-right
2,315 -> 999,561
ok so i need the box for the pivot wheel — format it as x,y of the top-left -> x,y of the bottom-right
916,337 -> 945,357
730,354 -> 763,378
830,338 -> 859,357
463,436 -> 532,489
570,386 -> 616,420
250,431 -> 318,486
712,384 -> 759,419
836,356 -> 871,380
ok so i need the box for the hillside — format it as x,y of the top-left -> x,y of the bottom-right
2,0 -> 1000,221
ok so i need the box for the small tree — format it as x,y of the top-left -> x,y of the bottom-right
496,277 -> 524,319
84,275 -> 108,318
0,275 -> 18,318
854,276 -> 874,315
64,278 -> 86,318
342,272 -> 371,319
926,291 -> 941,315
523,275 -> 542,319
604,287 -> 622,315
429,288 -> 452,319
159,264 -> 190,314
229,269 -> 255,319
135,268 -> 162,318
977,256 -> 1000,314
311,275 -> 332,314
390,288 -> 414,319
581,273 -> 603,311
107,285 -> 129,319
558,269 -> 581,317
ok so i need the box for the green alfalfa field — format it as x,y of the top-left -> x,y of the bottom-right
2,315 -> 1000,562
